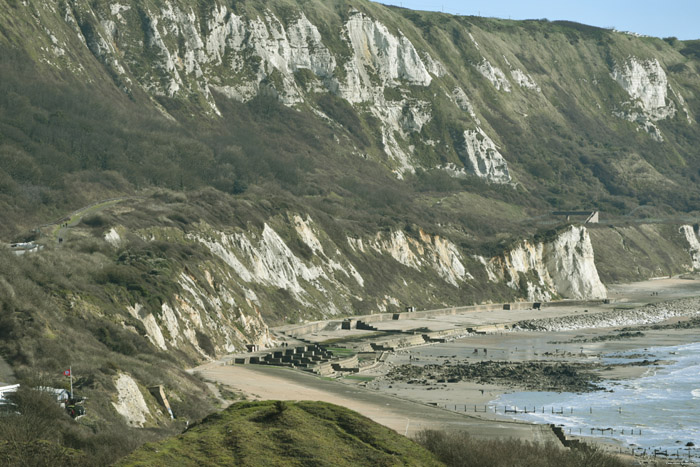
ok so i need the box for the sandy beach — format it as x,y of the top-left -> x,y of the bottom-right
195,277 -> 700,461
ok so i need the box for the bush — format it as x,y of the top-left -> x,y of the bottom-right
0,439 -> 86,467
92,323 -> 147,356
1,388 -> 67,443
81,214 -> 108,228
195,330 -> 216,357
274,401 -> 288,414
316,94 -> 370,147
414,429 -> 628,467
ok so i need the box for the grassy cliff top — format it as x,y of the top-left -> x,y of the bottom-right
117,400 -> 442,466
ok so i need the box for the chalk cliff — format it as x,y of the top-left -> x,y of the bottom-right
486,226 -> 607,302
96,216 -> 612,359
612,57 -> 678,141
680,225 -> 700,270
457,128 -> 512,184
10,1 -> 698,187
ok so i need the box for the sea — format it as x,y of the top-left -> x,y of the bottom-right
493,342 -> 700,463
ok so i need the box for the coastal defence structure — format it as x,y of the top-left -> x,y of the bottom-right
233,298 -> 612,376
552,211 -> 599,224
279,299 -> 611,339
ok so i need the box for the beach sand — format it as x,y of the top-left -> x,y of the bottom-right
193,362 -> 558,443
195,277 -> 700,459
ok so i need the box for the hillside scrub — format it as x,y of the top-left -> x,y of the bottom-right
1,0 -> 700,464
1,1 -> 700,241
414,429 -> 629,467
0,246 -> 217,465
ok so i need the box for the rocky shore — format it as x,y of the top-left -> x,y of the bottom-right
385,361 -> 604,392
549,330 -> 645,344
514,297 -> 700,332
622,315 -> 700,331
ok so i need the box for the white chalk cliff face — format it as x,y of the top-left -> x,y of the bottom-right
126,265 -> 272,358
152,5 -> 335,106
456,128 -> 512,184
452,87 -> 478,120
612,57 -> 677,142
85,3 -> 443,175
48,2 -> 491,178
368,229 -> 472,287
194,220 -> 363,310
14,0 -> 700,192
338,11 -> 436,175
680,225 -> 700,270
340,11 -> 432,102
94,212 -> 613,364
486,226 -> 607,301
112,373 -> 151,427
510,68 -> 540,92
544,227 -> 607,300
613,58 -> 668,111
476,58 -> 511,92
104,226 -> 273,358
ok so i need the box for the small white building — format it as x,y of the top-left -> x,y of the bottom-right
0,383 -> 20,401
8,242 -> 42,255
37,387 -> 71,406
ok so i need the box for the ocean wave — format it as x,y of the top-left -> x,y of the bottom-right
495,342 -> 700,456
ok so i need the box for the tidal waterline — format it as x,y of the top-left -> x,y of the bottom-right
493,342 -> 700,461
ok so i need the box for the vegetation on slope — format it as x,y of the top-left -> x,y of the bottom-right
0,242 -> 217,464
0,0 -> 699,464
414,429 -> 628,467
1,0 -> 699,242
118,400 -> 442,466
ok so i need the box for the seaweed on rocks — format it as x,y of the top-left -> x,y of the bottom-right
386,361 -> 603,392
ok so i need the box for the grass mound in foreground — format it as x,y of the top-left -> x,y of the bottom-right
117,400 -> 441,466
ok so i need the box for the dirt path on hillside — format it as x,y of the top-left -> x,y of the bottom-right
41,196 -> 136,245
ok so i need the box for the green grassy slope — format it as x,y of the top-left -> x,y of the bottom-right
118,401 -> 443,466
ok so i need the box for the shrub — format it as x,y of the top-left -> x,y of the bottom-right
195,330 -> 216,357
274,401 -> 288,414
81,214 -> 108,228
414,429 -> 628,467
316,94 -> 370,147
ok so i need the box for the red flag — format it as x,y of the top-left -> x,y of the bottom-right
63,369 -> 71,376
